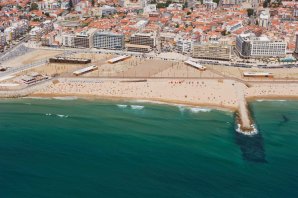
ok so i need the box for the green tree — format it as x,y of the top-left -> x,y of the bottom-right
247,8 -> 254,17
30,3 -> 39,11
68,0 -> 73,11
90,0 -> 95,7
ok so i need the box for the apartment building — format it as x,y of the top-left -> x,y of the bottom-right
0,33 -> 6,48
62,33 -> 75,47
73,28 -> 97,48
4,27 -> 16,43
93,32 -> 125,50
29,27 -> 43,41
258,10 -> 270,28
126,44 -> 151,53
130,32 -> 156,48
176,38 -> 192,54
236,33 -> 287,58
192,43 -> 232,61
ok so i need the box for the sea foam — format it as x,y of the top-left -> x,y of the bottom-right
235,124 -> 258,136
117,104 -> 128,108
130,105 -> 144,110
189,107 -> 211,113
53,96 -> 78,101
56,114 -> 69,118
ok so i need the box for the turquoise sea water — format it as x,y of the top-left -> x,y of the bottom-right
0,98 -> 298,198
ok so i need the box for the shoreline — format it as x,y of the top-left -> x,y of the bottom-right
28,92 -> 237,113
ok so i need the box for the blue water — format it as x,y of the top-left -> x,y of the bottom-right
0,98 -> 297,197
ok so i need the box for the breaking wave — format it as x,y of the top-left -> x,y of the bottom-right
53,96 -> 78,101
130,105 -> 144,110
117,104 -> 128,108
189,107 -> 211,113
235,124 -> 258,136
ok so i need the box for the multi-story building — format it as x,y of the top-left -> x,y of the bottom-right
130,32 -> 156,48
4,27 -> 16,43
73,28 -> 97,48
126,44 -> 151,53
0,33 -> 6,48
101,5 -> 117,17
123,0 -> 146,8
62,33 -> 75,47
93,32 -> 125,50
258,10 -> 270,28
192,43 -> 232,61
295,33 -> 298,55
236,33 -> 287,58
29,27 -> 44,41
176,38 -> 192,54
41,20 -> 54,34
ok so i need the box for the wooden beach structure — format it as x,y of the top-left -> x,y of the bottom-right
184,60 -> 207,71
73,65 -> 98,76
107,55 -> 131,64
243,72 -> 273,78
49,57 -> 91,64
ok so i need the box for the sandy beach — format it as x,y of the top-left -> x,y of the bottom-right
32,78 -> 240,110
2,49 -> 298,132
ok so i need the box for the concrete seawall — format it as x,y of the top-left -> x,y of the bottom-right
0,80 -> 53,98
235,83 -> 255,134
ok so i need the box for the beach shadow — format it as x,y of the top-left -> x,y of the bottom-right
234,131 -> 267,163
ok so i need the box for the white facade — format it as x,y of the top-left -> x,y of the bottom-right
236,33 -> 287,58
176,38 -> 193,54
62,34 -> 75,47
258,10 -> 270,28
93,32 -> 125,50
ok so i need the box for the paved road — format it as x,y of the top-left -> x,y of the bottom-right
0,35 -> 29,60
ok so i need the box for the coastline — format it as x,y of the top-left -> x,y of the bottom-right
28,92 -> 237,113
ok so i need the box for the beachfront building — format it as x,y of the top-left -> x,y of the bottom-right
93,32 -> 125,50
236,33 -> 287,58
74,28 -> 97,48
130,32 -> 156,48
192,43 -> 232,61
126,44 -> 151,53
176,38 -> 192,54
62,33 -> 75,48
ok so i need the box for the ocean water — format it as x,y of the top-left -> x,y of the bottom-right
0,98 -> 297,198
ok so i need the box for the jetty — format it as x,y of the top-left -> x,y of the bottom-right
235,83 -> 255,134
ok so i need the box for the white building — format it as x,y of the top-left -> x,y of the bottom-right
176,38 -> 193,54
225,21 -> 243,33
131,20 -> 148,31
93,32 -> 125,50
123,0 -> 146,8
4,27 -> 16,42
236,33 -> 287,58
258,10 -> 270,28
62,33 -> 75,47
29,27 -> 44,41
